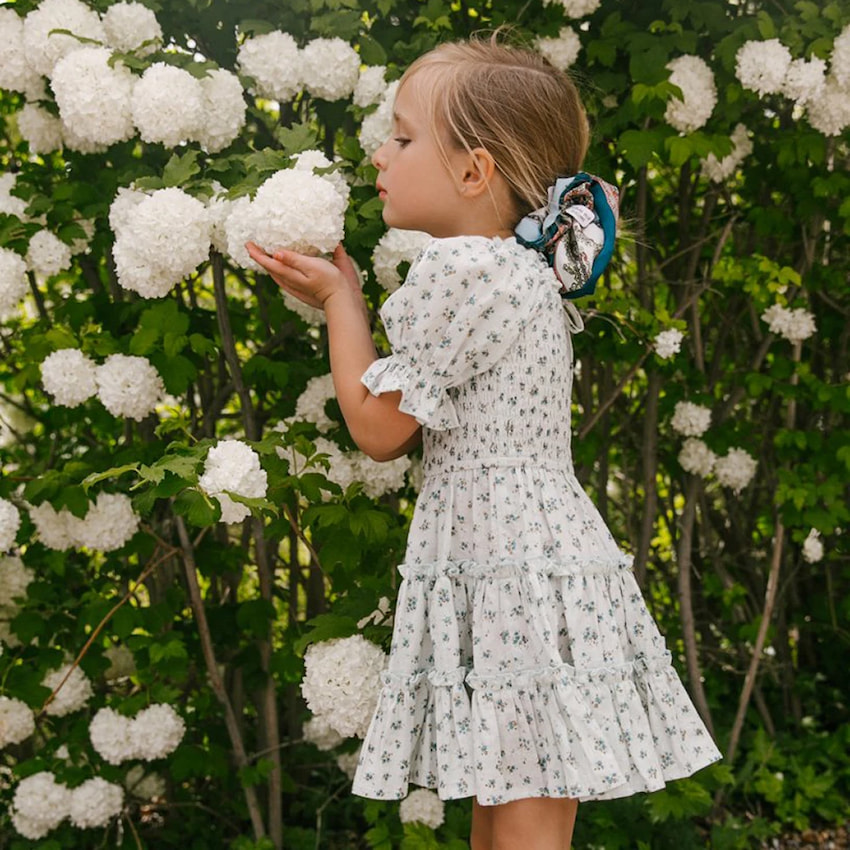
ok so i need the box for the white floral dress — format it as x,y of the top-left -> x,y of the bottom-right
352,235 -> 721,806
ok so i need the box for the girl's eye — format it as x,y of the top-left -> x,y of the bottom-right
394,137 -> 411,148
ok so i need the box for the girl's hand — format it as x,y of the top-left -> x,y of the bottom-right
245,242 -> 359,310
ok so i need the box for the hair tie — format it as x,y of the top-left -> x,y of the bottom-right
514,172 -> 619,300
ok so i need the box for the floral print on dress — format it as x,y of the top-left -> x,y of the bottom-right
354,236 -> 721,806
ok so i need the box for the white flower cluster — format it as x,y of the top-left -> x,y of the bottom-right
761,304 -> 816,344
0,247 -> 29,320
714,447 -> 757,494
653,328 -> 684,360
373,229 -> 432,293
336,748 -> 361,780
17,103 -> 64,155
0,498 -> 21,551
69,777 -> 125,829
735,39 -> 792,97
806,77 -> 850,137
0,696 -> 36,748
125,766 -> 166,800
104,644 -> 136,680
535,27 -> 582,72
359,80 -> 398,156
0,174 -> 29,219
23,0 -> 106,78
782,57 -> 826,105
26,230 -> 72,279
542,0 -> 601,16
198,440 -> 268,524
307,437 -> 411,499
97,354 -> 165,420
0,9 -> 43,97
102,1 -> 162,55
802,529 -> 824,564
112,187 -> 212,298
665,55 -> 717,133
237,32 -> 359,102
399,788 -> 446,829
295,374 -> 338,432
354,65 -> 388,108
41,348 -> 98,407
42,662 -> 93,716
678,438 -> 716,478
302,715 -> 345,751
224,168 -> 346,269
292,149 -> 351,205
0,555 -> 35,648
701,123 -> 753,183
833,24 -> 850,86
301,635 -> 387,738
131,63 -> 203,147
670,401 -> 712,437
90,703 -> 185,764
30,492 -> 139,552
196,69 -> 248,153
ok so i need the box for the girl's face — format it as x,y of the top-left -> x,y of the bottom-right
371,74 -> 470,238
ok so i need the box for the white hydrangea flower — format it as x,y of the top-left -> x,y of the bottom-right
670,400 -> 711,437
17,103 -> 64,154
196,69 -> 247,153
0,696 -> 35,747
132,63 -> 204,147
761,304 -> 816,343
354,65 -> 388,107
678,438 -> 716,478
373,228 -> 431,293
407,456 -> 424,493
0,248 -> 30,319
108,186 -> 149,236
124,766 -> 165,800
27,230 -> 72,278
0,173 -> 29,220
29,501 -> 77,550
0,9 -> 44,96
356,453 -> 411,500
294,374 -> 338,432
96,353 -> 165,421
654,328 -> 684,359
291,149 -> 351,206
714,447 -> 757,493
0,556 -> 34,607
535,27 -> 582,72
199,440 -> 268,524
76,492 -> 139,551
207,192 -> 234,255
802,529 -> 824,564
102,1 -> 162,54
336,748 -> 361,780
60,119 -> 109,154
0,500 -> 21,552
23,0 -> 106,78
301,635 -> 387,738
0,618 -> 23,648
281,292 -> 327,326
806,76 -> 850,137
69,218 -> 95,255
701,123 -> 753,183
832,23 -> 850,87
11,771 -> 71,840
665,55 -> 717,133
359,80 -> 398,156
542,0 -> 601,16
130,703 -> 185,760
735,39 -> 792,96
90,707 -> 136,764
399,788 -> 445,829
104,644 -> 136,680
301,37 -> 360,101
112,187 -> 211,298
68,777 -> 124,829
42,663 -> 93,716
302,715 -> 345,751
51,47 -> 136,149
237,30 -> 302,101
782,57 -> 826,105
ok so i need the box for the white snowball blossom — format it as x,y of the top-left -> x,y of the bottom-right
306,437 -> 411,499
782,57 -> 826,106
68,777 -> 124,829
17,103 -> 64,154
761,304 -> 817,343
74,492 -> 140,551
336,748 -> 361,780
51,47 -> 136,150
102,1 -> 162,54
11,771 -> 71,840
41,348 -> 98,407
301,635 -> 387,738
302,714 -> 345,751
198,440 -> 268,524
670,401 -> 712,437
354,65 -> 388,108
90,707 -> 136,764
373,228 -> 430,293
196,69 -> 247,153
399,788 -> 446,829
359,81 -> 398,156
22,0 -> 106,78
0,8 -> 44,96
131,703 -> 186,760
802,529 -> 824,564
132,63 -> 204,147
714,447 -> 757,494
292,149 -> 351,205
96,354 -> 165,420
701,123 -> 753,183
832,24 -> 850,87
0,248 -> 29,319
301,37 -> 360,101
0,696 -> 35,748
42,663 -> 94,717
112,186 -> 212,298
26,230 -> 72,279
653,328 -> 684,359
104,644 -> 136,680
678,438 -> 716,478
665,55 -> 717,133
535,27 -> 582,72
0,173 -> 29,219
237,30 -> 302,101
28,501 -> 78,550
295,374 -> 338,432
542,0 -> 601,16
124,766 -> 166,800
0,499 -> 21,552
806,76 -> 850,137
735,39 -> 793,97
0,556 -> 34,608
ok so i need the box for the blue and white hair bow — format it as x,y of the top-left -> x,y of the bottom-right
515,172 -> 619,300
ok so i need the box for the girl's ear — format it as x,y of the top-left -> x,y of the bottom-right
459,147 -> 498,198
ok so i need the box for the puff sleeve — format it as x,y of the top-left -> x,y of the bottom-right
361,236 -> 556,430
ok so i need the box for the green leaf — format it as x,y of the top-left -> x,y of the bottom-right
130,325 -> 161,356
236,598 -> 277,639
162,150 -> 202,187
82,464 -> 141,491
618,128 -> 666,169
174,489 -> 220,527
293,613 -> 358,655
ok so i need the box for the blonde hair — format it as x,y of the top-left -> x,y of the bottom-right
399,37 -> 590,221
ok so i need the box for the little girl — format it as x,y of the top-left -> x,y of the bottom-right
248,37 -> 720,850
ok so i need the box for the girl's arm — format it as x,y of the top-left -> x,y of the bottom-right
246,242 -> 422,461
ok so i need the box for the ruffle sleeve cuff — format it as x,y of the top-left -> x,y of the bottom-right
361,356 -> 460,431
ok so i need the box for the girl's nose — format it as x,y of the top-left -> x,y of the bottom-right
371,140 -> 389,170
